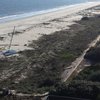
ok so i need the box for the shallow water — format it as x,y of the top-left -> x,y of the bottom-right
0,0 -> 99,23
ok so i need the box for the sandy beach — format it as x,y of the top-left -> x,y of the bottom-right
0,2 -> 100,51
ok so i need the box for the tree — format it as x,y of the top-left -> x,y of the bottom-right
84,47 -> 100,64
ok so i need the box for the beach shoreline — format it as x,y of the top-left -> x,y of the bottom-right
0,2 -> 100,51
0,2 -> 92,24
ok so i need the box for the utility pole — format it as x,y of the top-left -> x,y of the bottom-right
8,26 -> 15,50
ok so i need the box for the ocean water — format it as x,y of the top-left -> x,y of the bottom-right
0,0 -> 98,23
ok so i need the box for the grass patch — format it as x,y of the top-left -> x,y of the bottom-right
59,52 -> 76,60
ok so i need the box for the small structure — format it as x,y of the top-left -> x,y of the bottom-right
3,50 -> 16,56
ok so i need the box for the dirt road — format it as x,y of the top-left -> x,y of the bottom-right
61,35 -> 100,82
